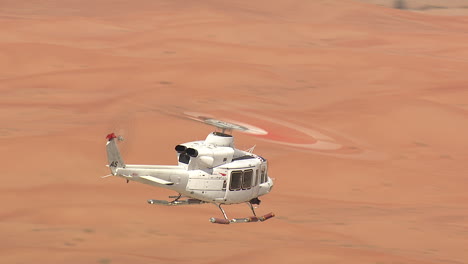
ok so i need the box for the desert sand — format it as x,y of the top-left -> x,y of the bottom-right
1,0 -> 468,263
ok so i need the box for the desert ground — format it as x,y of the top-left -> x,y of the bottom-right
1,0 -> 468,263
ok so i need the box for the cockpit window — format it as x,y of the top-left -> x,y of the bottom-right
178,153 -> 190,164
255,169 -> 259,186
229,171 -> 243,191
261,167 -> 267,183
242,169 -> 253,189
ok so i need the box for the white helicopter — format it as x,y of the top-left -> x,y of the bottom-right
105,117 -> 275,224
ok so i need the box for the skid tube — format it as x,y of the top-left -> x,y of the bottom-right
210,203 -> 275,224
209,213 -> 275,224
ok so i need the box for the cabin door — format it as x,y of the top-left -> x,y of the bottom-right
225,169 -> 255,203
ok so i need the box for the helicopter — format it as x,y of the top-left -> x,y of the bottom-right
104,117 -> 275,224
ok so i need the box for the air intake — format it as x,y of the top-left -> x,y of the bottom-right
186,148 -> 199,157
175,145 -> 187,153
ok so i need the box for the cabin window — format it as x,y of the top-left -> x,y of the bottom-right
229,171 -> 243,191
242,169 -> 253,189
179,153 -> 190,164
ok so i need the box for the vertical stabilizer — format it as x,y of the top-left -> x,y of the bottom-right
106,133 -> 125,175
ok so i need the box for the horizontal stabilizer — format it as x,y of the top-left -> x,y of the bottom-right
140,175 -> 174,185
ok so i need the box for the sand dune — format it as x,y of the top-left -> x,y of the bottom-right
1,0 -> 468,263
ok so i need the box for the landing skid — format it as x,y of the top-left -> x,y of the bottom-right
147,195 -> 275,223
209,213 -> 275,224
210,201 -> 275,224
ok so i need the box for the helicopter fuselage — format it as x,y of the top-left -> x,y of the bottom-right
107,132 -> 274,205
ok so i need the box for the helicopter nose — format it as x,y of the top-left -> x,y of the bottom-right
268,177 -> 274,192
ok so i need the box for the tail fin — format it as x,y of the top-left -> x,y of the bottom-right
106,133 -> 125,175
